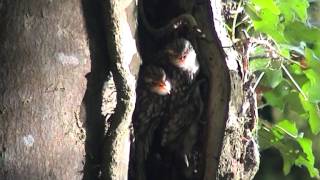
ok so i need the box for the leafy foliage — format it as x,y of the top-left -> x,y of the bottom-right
226,0 -> 320,177
259,120 -> 318,176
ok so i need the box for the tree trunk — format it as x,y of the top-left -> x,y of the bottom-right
203,1 -> 260,179
0,0 -> 94,179
0,0 -> 259,179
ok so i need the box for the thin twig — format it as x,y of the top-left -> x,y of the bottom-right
281,64 -> 308,100
253,72 -> 265,91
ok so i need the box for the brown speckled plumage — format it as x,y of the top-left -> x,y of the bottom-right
130,38 -> 204,180
130,65 -> 171,180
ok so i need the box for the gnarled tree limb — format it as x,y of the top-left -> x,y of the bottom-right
101,0 -> 140,179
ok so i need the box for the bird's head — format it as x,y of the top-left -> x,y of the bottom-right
143,66 -> 171,95
165,38 -> 198,72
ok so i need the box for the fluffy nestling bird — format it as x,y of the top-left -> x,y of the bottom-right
146,38 -> 204,180
130,64 -> 172,180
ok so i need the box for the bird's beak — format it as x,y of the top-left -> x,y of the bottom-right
164,80 -> 171,94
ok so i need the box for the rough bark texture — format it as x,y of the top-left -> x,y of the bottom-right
179,0 -> 260,179
0,0 -> 91,179
209,0 -> 260,179
98,0 -> 260,179
100,0 -> 139,180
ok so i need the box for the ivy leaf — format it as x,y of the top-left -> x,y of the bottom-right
258,125 -> 275,150
261,69 -> 283,88
279,148 -> 298,175
299,94 -> 320,134
284,92 -> 306,114
296,138 -> 319,177
251,0 -> 280,15
284,21 -> 320,45
259,120 -> 318,176
302,70 -> 320,103
289,64 -> 304,75
278,45 -> 291,59
249,58 -> 270,72
305,47 -> 320,74
252,8 -> 286,43
276,0 -> 309,23
313,42 -> 320,61
263,81 -> 290,110
275,119 -> 298,137
244,3 -> 262,21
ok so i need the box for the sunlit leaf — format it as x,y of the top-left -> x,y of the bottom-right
305,47 -> 320,73
249,58 -> 270,72
252,8 -> 286,42
303,69 -> 320,103
244,3 -> 262,21
251,0 -> 280,15
296,138 -> 319,177
299,94 -> 320,134
245,0 -> 319,177
276,0 -> 309,23
275,119 -> 298,137
289,64 -> 304,75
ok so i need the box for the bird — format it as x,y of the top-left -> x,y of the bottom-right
130,38 -> 204,180
129,64 -> 172,180
164,38 -> 199,79
145,38 -> 205,180
160,38 -> 201,147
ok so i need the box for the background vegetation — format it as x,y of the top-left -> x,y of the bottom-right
225,0 -> 320,179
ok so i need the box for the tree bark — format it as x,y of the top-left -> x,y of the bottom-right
100,0 -> 139,180
199,0 -> 260,179
0,0 -> 91,179
0,0 -> 259,179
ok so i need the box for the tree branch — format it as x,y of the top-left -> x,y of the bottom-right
101,0 -> 139,179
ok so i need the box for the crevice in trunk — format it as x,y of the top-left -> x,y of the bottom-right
81,0 -> 110,179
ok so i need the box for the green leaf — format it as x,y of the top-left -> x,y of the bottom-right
275,119 -> 298,137
284,92 -> 306,114
313,42 -> 320,60
303,69 -> 320,103
251,0 -> 280,15
249,58 -> 270,72
244,3 -> 262,21
284,21 -> 320,44
258,125 -> 275,150
259,120 -> 303,175
299,94 -> 320,134
279,149 -> 296,175
279,46 -> 291,59
289,64 -> 303,75
261,69 -> 283,88
276,0 -> 309,23
263,81 -> 290,110
252,8 -> 286,42
296,138 -> 319,177
264,92 -> 284,109
259,120 -> 318,176
305,47 -> 320,73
